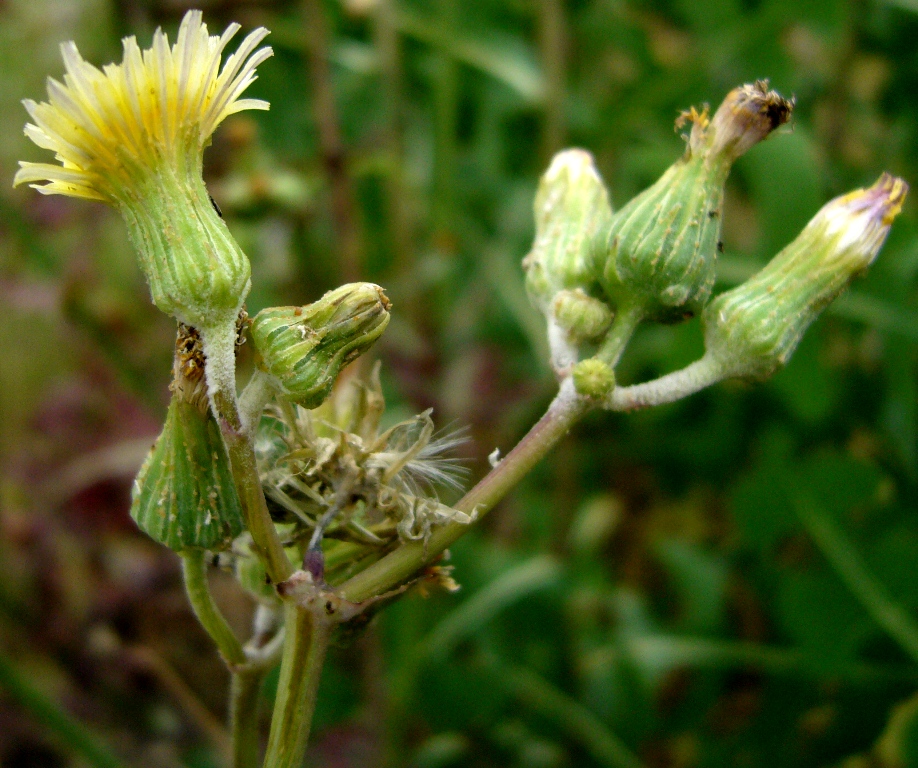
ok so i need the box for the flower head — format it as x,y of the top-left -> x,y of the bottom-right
703,173 -> 908,380
15,10 -> 271,203
13,10 -> 273,330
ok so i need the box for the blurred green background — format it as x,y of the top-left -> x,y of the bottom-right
3,0 -> 918,766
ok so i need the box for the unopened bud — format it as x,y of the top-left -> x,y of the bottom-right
523,149 -> 613,313
703,173 -> 907,380
600,82 -> 793,323
700,80 -> 794,162
572,358 -> 616,399
552,288 -> 613,342
251,283 -> 391,408
131,327 -> 244,551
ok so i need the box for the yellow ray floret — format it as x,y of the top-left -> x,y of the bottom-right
14,9 -> 272,203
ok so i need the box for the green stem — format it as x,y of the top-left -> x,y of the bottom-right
0,651 -> 129,768
259,309 -> 641,761
200,322 -> 293,586
338,308 -> 640,604
339,383 -> 586,603
596,303 -> 644,368
231,668 -> 265,768
262,604 -> 333,768
238,368 -> 275,440
180,550 -> 247,668
606,353 -> 725,411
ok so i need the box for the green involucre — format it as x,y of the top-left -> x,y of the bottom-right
600,152 -> 728,322
131,396 -> 244,551
118,162 -> 251,331
523,149 -> 613,314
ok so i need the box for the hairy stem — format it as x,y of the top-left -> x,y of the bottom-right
238,368 -> 275,440
181,549 -> 247,668
606,353 -> 725,411
262,605 -> 333,768
338,381 -> 587,603
200,322 -> 292,586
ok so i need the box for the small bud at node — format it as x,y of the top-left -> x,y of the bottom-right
572,358 -> 616,399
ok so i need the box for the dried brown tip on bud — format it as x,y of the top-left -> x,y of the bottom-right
695,80 -> 794,161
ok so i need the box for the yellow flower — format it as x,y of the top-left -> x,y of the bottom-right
14,10 -> 273,331
15,9 -> 271,203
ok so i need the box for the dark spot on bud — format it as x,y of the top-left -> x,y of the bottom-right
325,600 -> 334,614
764,97 -> 794,131
717,240 -> 724,253
708,209 -> 719,218
210,195 -> 223,218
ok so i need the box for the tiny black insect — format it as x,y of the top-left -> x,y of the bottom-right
210,195 -> 223,218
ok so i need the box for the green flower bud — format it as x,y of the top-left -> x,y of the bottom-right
572,358 -> 616,399
131,327 -> 244,551
552,288 -> 613,342
523,149 -> 613,313
703,173 -> 907,380
251,283 -> 391,408
600,81 -> 793,322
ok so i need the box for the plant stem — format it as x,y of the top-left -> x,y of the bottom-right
231,668 -> 265,768
596,303 -> 644,368
262,604 -> 333,768
238,368 -> 275,440
0,651 -> 129,768
337,308 -> 641,604
338,380 -> 586,603
260,309 -> 641,760
606,353 -> 725,411
181,549 -> 247,668
200,322 -> 292,586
